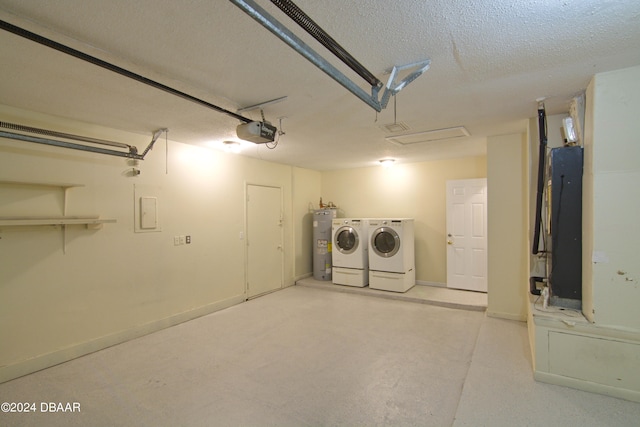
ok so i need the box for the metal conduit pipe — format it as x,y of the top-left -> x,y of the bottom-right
0,19 -> 253,124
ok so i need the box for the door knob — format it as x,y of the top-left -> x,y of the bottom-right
447,240 -> 453,245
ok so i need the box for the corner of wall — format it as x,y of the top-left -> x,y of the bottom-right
487,133 -> 528,321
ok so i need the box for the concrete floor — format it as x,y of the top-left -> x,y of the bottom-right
1,285 -> 639,426
297,278 -> 488,312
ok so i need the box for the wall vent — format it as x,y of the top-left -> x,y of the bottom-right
385,126 -> 469,146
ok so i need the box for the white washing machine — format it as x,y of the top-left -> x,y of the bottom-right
368,218 -> 415,292
332,218 -> 369,287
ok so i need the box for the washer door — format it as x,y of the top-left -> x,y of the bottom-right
371,227 -> 400,258
335,226 -> 359,254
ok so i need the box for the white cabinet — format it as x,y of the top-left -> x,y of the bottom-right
529,301 -> 640,402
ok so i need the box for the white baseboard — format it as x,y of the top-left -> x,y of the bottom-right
487,310 -> 526,322
415,280 -> 446,288
535,371 -> 640,403
294,272 -> 313,283
0,294 -> 246,384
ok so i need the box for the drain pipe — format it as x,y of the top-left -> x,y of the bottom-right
530,102 -> 548,296
532,102 -> 547,255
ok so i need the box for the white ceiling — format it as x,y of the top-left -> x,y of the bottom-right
1,0 -> 639,170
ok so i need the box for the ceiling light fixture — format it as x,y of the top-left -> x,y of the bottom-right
223,140 -> 242,153
379,159 -> 395,167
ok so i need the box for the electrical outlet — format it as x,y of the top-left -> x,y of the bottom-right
186,235 -> 191,244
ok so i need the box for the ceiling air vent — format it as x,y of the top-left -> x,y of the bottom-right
379,121 -> 410,133
386,126 -> 469,146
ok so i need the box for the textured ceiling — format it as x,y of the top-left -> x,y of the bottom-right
1,0 -> 639,170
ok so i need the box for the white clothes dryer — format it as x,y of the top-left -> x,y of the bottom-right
368,218 -> 415,292
332,218 -> 369,287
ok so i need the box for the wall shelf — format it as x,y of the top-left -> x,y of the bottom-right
0,216 -> 116,228
0,180 -> 84,217
0,180 -> 116,252
0,180 -> 84,188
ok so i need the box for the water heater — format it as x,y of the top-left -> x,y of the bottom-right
313,209 -> 337,280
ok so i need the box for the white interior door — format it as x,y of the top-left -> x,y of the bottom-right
446,178 -> 488,292
246,184 -> 283,299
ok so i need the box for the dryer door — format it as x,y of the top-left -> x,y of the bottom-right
371,227 -> 400,258
335,226 -> 359,254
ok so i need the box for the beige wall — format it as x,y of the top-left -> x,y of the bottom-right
0,103 -> 536,383
320,156 -> 487,285
292,167 -> 321,279
487,133 -> 529,320
583,65 -> 640,329
0,105 -> 318,382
